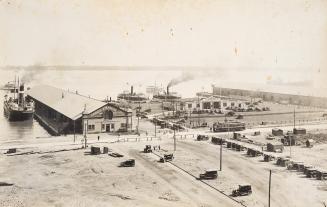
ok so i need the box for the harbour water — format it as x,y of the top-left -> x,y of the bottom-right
0,90 -> 49,142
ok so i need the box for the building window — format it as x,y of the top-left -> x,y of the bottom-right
88,124 -> 95,130
188,103 -> 192,108
223,102 -> 227,107
121,123 -> 126,128
111,124 -> 114,129
196,103 -> 200,108
231,102 -> 235,107
239,103 -> 242,108
203,102 -> 211,109
102,124 -> 105,130
213,102 -> 220,109
104,110 -> 113,120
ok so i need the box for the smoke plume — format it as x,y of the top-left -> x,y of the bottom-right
167,72 -> 195,87
20,64 -> 45,84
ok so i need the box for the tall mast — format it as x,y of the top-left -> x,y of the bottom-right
17,76 -> 20,105
13,75 -> 16,100
293,108 -> 295,129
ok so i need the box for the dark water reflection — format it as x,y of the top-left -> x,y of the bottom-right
0,90 -> 49,142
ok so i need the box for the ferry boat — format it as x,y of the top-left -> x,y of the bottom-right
1,81 -> 16,92
117,86 -> 147,102
3,82 -> 34,121
153,86 -> 181,100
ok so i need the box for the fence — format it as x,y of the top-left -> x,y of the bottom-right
117,136 -> 162,142
174,134 -> 196,140
245,117 -> 327,128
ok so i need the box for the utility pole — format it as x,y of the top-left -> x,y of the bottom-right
84,121 -> 88,148
73,120 -> 76,143
154,116 -> 157,137
197,95 -> 200,127
293,108 -> 296,129
290,108 -> 295,158
137,102 -> 140,134
220,142 -> 222,171
174,128 -> 176,151
268,170 -> 272,207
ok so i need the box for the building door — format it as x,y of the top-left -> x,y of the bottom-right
106,124 -> 111,132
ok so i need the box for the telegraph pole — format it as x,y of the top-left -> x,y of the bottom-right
84,121 -> 88,148
197,95 -> 200,127
290,108 -> 295,158
268,170 -> 272,207
73,120 -> 76,143
174,128 -> 176,151
154,116 -> 157,137
137,102 -> 140,134
220,142 -> 222,171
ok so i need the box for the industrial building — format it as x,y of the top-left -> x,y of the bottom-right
213,86 -> 327,108
27,85 -> 132,135
179,96 -> 248,112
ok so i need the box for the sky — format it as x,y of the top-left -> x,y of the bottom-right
1,0 -> 327,96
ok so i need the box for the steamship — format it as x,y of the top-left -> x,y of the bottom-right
153,86 -> 181,100
117,86 -> 147,102
1,81 -> 16,91
3,82 -> 34,121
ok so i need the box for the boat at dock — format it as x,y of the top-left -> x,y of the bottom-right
1,81 -> 17,92
3,81 -> 34,121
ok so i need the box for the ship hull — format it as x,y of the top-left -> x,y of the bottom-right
3,104 -> 34,122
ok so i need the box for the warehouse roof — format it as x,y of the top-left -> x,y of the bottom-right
27,85 -> 109,120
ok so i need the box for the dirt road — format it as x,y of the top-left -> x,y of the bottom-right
161,140 -> 327,207
129,148 -> 240,207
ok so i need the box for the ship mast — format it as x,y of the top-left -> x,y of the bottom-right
17,77 -> 20,105
13,75 -> 16,100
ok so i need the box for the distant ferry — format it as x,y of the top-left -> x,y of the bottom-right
3,81 -> 34,121
153,86 -> 181,100
1,81 -> 16,92
117,86 -> 147,102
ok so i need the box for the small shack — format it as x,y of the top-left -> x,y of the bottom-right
306,139 -> 314,148
272,128 -> 283,136
267,142 -> 284,153
293,128 -> 306,135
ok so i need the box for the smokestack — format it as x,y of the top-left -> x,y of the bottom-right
131,86 -> 134,95
167,86 -> 169,95
18,84 -> 24,107
19,84 -> 24,91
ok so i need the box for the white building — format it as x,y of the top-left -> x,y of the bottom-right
179,96 -> 248,112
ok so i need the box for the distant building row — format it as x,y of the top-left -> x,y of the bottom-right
178,96 -> 248,112
213,86 -> 327,108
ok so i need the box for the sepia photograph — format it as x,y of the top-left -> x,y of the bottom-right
1,0 -> 327,206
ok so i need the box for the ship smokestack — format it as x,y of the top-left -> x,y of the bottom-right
19,84 -> 24,91
167,86 -> 169,95
131,86 -> 134,95
18,84 -> 24,107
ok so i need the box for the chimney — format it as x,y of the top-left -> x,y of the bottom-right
19,84 -> 24,92
167,86 -> 169,95
131,86 -> 134,95
109,97 -> 112,102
